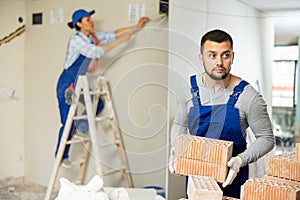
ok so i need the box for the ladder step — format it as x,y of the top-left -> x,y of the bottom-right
73,115 -> 88,120
95,116 -> 113,121
66,138 -> 119,146
79,90 -> 108,95
73,116 -> 112,121
104,166 -> 126,176
61,159 -> 87,170
99,140 -> 121,148
66,138 -> 91,144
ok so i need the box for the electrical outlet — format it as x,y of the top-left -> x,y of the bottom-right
32,13 -> 42,25
159,0 -> 168,14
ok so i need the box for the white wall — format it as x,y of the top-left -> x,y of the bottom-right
0,1 -> 275,198
23,0 -> 168,190
167,0 -> 274,199
0,0 -> 25,180
0,0 -> 169,193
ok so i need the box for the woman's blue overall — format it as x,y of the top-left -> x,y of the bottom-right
55,54 -> 104,160
187,75 -> 249,198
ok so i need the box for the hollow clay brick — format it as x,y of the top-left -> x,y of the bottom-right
264,175 -> 300,187
241,178 -> 300,200
296,143 -> 300,162
266,153 -> 300,182
174,134 -> 233,183
187,175 -> 223,200
175,135 -> 233,164
174,157 -> 227,183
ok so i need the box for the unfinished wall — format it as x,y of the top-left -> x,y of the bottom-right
1,1 -> 276,198
23,0 -> 168,190
0,0 -> 25,180
167,0 -> 274,199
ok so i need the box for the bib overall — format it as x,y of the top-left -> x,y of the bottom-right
187,75 -> 248,198
55,54 -> 104,159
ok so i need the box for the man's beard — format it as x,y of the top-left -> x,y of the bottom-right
204,66 -> 230,80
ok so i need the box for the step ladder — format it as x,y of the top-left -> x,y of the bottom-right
44,75 -> 132,200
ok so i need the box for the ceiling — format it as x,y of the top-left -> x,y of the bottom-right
238,0 -> 300,46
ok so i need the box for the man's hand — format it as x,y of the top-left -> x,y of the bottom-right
222,156 -> 243,187
168,146 -> 175,174
65,83 -> 75,105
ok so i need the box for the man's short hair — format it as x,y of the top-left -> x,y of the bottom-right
200,29 -> 233,54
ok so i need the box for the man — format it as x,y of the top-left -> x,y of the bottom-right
169,29 -> 274,198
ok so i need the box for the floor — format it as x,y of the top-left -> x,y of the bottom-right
0,177 -> 57,200
0,182 -> 45,200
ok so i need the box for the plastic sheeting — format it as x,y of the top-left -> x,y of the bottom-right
55,175 -> 129,200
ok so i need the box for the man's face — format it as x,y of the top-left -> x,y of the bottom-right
200,40 -> 234,80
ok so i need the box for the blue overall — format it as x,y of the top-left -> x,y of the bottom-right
187,75 -> 249,198
55,54 -> 104,159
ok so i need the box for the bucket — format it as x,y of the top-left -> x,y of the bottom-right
143,186 -> 165,198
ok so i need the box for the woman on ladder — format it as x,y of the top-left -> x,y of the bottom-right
55,8 -> 149,168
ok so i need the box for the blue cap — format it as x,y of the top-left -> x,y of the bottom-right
71,9 -> 95,28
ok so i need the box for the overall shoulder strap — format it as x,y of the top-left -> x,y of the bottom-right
227,80 -> 249,106
190,75 -> 201,106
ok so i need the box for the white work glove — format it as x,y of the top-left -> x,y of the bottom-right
65,83 -> 75,105
222,156 -> 243,188
168,146 -> 175,174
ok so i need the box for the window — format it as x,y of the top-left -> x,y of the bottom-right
272,60 -> 296,107
272,46 -> 298,151
272,46 -> 298,107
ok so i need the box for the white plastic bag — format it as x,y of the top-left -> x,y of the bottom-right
109,188 -> 130,200
55,175 -> 109,200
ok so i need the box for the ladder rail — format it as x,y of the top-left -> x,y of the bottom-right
99,79 -> 133,188
77,142 -> 91,184
44,76 -> 84,200
82,76 -> 104,177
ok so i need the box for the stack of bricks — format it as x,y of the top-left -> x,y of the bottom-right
241,143 -> 300,199
174,134 -> 233,183
241,178 -> 300,200
296,143 -> 300,163
265,152 -> 300,182
187,175 -> 223,200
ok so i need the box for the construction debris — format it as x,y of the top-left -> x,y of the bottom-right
0,178 -> 49,200
55,175 -> 123,200
0,25 -> 25,46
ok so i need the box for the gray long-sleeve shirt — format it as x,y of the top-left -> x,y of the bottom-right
170,74 -> 275,166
